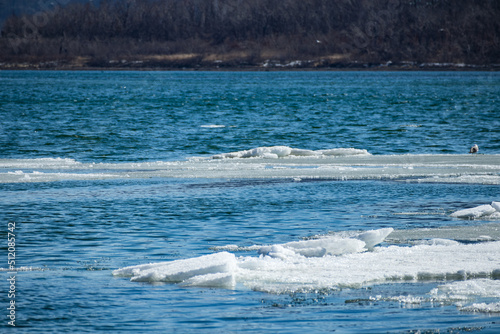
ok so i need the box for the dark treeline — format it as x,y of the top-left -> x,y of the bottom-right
1,0 -> 499,68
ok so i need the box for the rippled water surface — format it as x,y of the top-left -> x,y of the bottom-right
1,71 -> 499,333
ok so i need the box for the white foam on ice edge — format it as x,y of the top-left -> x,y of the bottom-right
210,146 -> 371,159
113,228 -> 500,300
450,202 -> 500,220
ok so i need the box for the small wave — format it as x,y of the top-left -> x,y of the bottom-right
210,146 -> 371,159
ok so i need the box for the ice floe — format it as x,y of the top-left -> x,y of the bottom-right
114,227 -> 500,295
460,302 -> 500,313
431,279 -> 500,313
210,146 -> 370,159
200,124 -> 226,128
450,202 -> 500,220
0,157 -> 81,169
113,252 -> 237,289
368,279 -> 500,313
1,151 -> 498,184
431,279 -> 500,301
258,228 -> 393,258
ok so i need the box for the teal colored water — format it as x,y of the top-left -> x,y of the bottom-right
1,71 -> 500,333
1,71 -> 499,161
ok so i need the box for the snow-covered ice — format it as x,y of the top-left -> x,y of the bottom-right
114,228 -> 500,296
113,252 -> 237,289
257,228 -> 393,258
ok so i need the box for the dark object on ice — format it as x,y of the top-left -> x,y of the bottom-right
469,144 -> 478,154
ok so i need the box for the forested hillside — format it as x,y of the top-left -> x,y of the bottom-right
0,0 -> 94,27
1,0 -> 499,69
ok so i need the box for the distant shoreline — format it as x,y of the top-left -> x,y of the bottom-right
3,1 -> 498,75
1,61 -> 499,72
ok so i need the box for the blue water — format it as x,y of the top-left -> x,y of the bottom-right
2,71 -> 499,162
1,71 -> 500,333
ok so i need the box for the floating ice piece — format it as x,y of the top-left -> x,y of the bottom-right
258,244 -> 299,259
0,157 -> 80,169
491,201 -> 500,212
113,252 -> 237,289
490,212 -> 500,219
258,238 -> 366,258
258,228 -> 393,258
210,146 -> 370,159
432,279 -> 500,299
450,203 -> 498,219
2,154 -> 498,184
238,241 -> 500,294
355,228 -> 394,250
369,294 -> 425,305
413,175 -> 500,185
369,279 -> 500,312
318,148 -> 371,156
2,170 -> 120,183
460,302 -> 500,313
200,124 -> 225,128
180,272 -> 235,288
114,239 -> 500,293
211,146 -> 292,159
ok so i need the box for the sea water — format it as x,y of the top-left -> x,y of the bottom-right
1,70 -> 499,333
